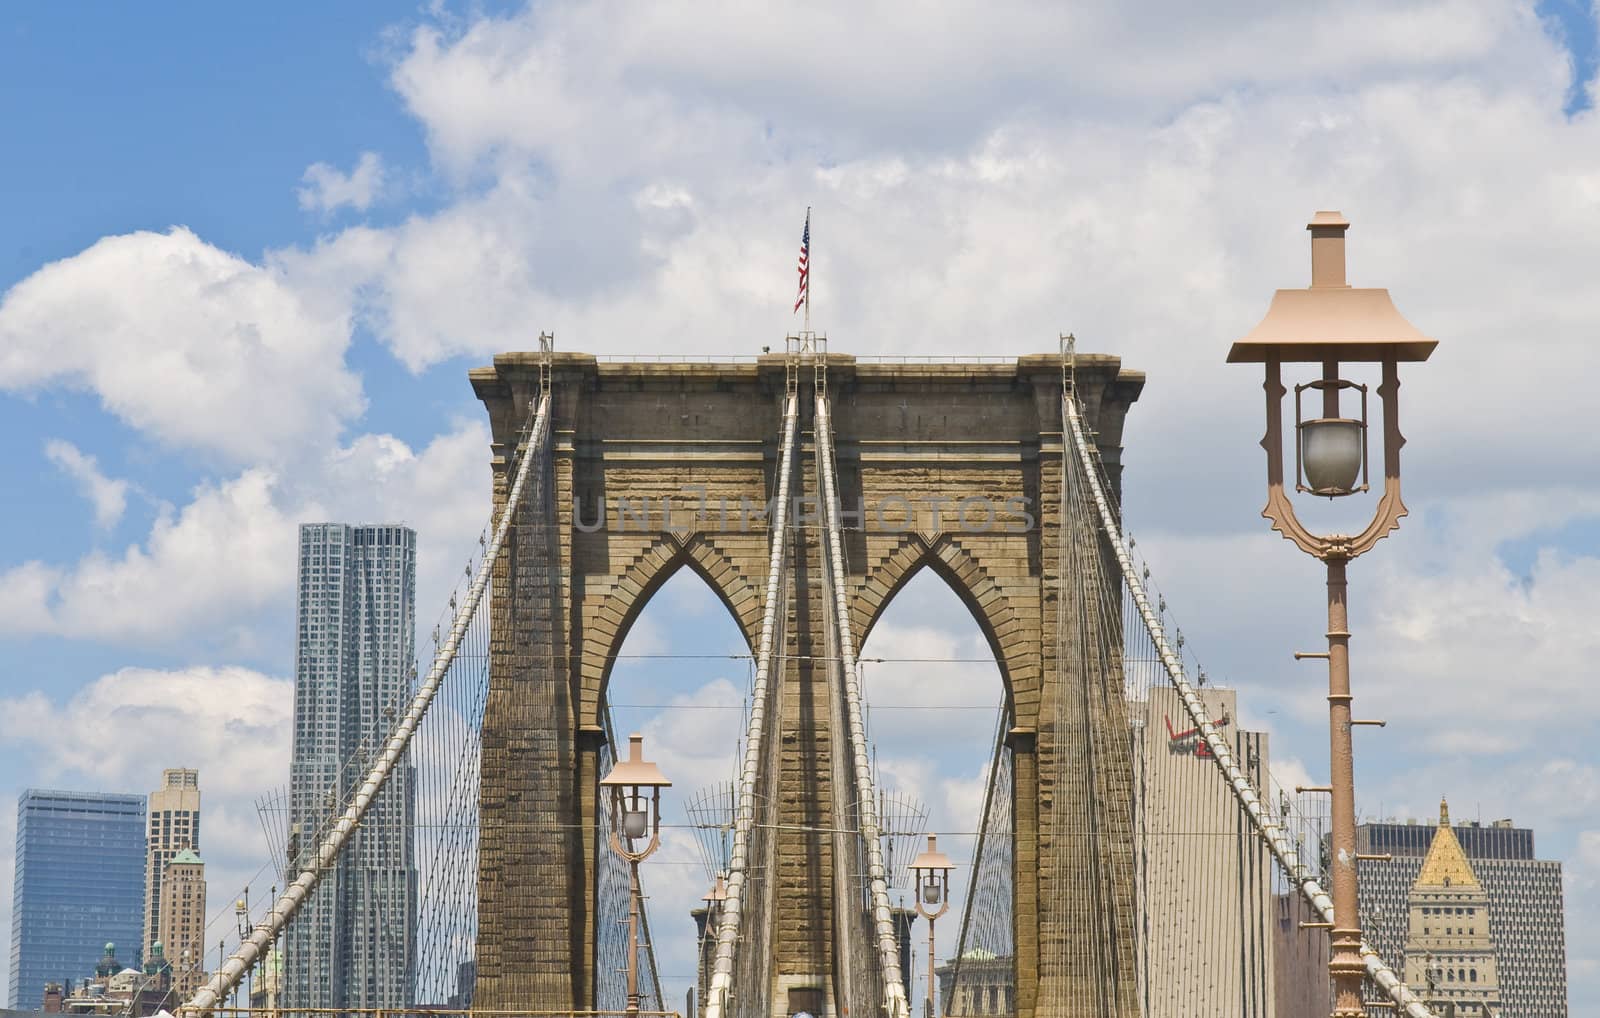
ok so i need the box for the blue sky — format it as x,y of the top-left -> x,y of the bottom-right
3,0 -> 1600,1012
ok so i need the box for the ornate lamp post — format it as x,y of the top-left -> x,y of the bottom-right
600,733 -> 672,1017
909,835 -> 954,1018
1229,211 -> 1437,1018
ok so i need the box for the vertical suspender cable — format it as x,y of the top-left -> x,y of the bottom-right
705,392 -> 800,1018
815,394 -> 911,1018
184,392 -> 552,1015
1061,393 -> 1435,1018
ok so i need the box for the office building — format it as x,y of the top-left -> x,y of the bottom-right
284,523 -> 418,1010
1357,804 -> 1566,1017
154,848 -> 207,1001
1400,800 -> 1502,1014
8,790 -> 146,1009
1128,686 -> 1275,1018
1271,890 -> 1330,1016
144,768 -> 200,963
935,949 -> 1015,1016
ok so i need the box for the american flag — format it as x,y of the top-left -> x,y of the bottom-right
794,208 -> 810,313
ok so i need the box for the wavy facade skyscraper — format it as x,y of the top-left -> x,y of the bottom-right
283,523 -> 418,1010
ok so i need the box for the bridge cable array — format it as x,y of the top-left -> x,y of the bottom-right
815,393 -> 912,1018
185,391 -> 554,1014
1060,389 -> 1438,1018
703,391 -> 799,1018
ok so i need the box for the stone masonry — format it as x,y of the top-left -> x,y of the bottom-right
470,352 -> 1143,1016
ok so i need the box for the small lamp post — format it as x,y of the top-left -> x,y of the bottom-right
231,897 -> 248,1011
1228,211 -> 1437,1018
698,874 -> 729,1012
909,835 -> 954,1018
600,733 -> 672,1017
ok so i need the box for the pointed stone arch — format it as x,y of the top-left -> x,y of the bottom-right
577,532 -> 764,726
851,533 -> 1040,725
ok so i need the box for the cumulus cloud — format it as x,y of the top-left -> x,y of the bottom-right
44,439 -> 131,529
0,421 -> 492,648
388,1 -> 1544,176
298,152 -> 386,213
0,470 -> 294,644
0,665 -> 295,969
0,228 -> 364,464
0,666 -> 291,801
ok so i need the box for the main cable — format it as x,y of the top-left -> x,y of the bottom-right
184,391 -> 552,1014
1062,390 -> 1436,1018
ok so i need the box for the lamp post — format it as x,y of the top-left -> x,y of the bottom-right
909,835 -> 954,1018
600,733 -> 673,1017
698,874 -> 728,1014
1229,211 -> 1437,1018
234,893 -> 251,1011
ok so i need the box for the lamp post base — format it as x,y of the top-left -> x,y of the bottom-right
1330,926 -> 1367,1017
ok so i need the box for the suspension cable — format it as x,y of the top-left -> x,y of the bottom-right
815,393 -> 911,1018
1061,391 -> 1436,1018
184,391 -> 553,1014
704,391 -> 800,1018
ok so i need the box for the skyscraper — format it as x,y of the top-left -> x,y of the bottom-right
155,848 -> 207,1002
1400,800 -> 1501,1015
144,769 -> 200,963
284,523 -> 418,1010
1357,807 -> 1567,1017
8,790 -> 146,1009
1128,686 -> 1275,1018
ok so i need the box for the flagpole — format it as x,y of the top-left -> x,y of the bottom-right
804,205 -> 812,334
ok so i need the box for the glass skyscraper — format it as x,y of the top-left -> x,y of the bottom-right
8,790 -> 146,1009
284,523 -> 417,1010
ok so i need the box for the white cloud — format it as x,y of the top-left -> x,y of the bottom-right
0,228 -> 364,464
44,439 -> 131,529
0,421 -> 492,648
1363,530 -> 1600,744
0,469 -> 294,644
389,2 -> 1546,178
0,665 -> 295,979
307,419 -> 494,625
1268,756 -> 1319,801
0,560 -> 65,635
298,152 -> 386,213
0,666 -> 291,802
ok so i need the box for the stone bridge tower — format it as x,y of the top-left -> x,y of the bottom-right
470,351 -> 1143,1016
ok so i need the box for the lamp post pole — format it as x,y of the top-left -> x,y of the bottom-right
1229,212 -> 1438,1018
1324,554 -> 1366,1016
627,859 -> 643,1017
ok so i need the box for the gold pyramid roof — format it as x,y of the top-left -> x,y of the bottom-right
1415,797 -> 1481,890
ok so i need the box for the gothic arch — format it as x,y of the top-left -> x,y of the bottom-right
852,534 -> 1038,722
578,533 -> 764,725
